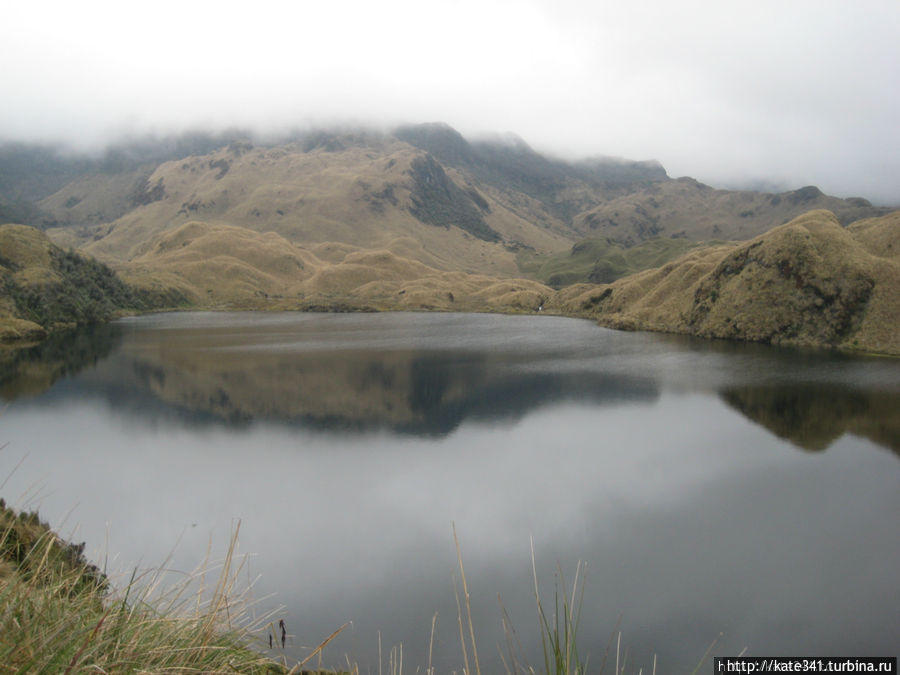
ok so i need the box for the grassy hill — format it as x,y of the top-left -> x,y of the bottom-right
40,134 -> 574,278
572,178 -> 884,244
0,124 -> 880,283
120,220 -> 554,314
4,209 -> 897,357
0,224 -> 184,340
560,210 -> 900,355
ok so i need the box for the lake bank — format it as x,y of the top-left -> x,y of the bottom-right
5,209 -> 899,356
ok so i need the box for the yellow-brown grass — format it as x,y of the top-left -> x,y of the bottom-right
116,220 -> 557,313
43,140 -> 572,278
563,210 -> 900,355
0,224 -> 56,275
0,225 -> 57,339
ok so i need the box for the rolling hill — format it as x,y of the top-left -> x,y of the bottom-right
120,220 -> 555,313
560,210 -> 900,355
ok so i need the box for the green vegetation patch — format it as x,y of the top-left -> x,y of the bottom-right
522,236 -> 703,288
4,247 -> 145,327
1,225 -> 191,336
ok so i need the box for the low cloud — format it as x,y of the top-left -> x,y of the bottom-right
2,0 -> 898,203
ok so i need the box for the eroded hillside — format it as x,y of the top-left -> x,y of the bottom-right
42,134 -> 575,277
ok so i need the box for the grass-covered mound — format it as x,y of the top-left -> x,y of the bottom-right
0,500 -> 286,673
561,210 -> 900,356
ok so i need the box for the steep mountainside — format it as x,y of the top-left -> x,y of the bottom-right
395,122 -> 669,223
560,210 -> 900,355
0,132 -> 251,227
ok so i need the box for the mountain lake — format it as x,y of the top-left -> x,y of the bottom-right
1,311 -> 898,671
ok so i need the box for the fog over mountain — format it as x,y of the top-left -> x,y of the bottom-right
2,1 -> 899,205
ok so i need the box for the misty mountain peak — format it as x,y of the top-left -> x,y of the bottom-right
394,122 -> 475,166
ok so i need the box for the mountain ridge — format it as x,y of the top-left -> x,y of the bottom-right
1,124 -> 896,355
2,124 -> 887,256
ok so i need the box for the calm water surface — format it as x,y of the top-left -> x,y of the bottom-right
1,312 -> 898,671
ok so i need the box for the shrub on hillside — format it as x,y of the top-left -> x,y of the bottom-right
3,248 -> 182,329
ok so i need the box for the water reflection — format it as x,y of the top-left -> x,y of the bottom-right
42,346 -> 655,434
721,385 -> 900,453
1,312 -> 898,453
0,323 -> 121,399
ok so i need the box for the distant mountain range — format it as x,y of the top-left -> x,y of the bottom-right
0,124 -> 897,355
2,123 -> 888,259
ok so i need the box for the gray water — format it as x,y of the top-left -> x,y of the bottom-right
1,311 -> 898,671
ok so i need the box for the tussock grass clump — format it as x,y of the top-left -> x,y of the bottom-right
450,527 -> 665,675
0,503 -> 288,673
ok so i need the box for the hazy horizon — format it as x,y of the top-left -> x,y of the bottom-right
3,1 -> 899,204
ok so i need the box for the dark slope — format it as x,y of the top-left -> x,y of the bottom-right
395,122 -> 667,223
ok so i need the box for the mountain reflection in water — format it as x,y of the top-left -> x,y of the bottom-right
0,323 -> 122,399
721,385 -> 899,453
2,312 -> 897,452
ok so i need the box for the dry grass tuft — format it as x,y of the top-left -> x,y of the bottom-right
0,499 -> 355,673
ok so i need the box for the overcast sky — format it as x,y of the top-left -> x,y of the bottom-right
2,0 -> 898,203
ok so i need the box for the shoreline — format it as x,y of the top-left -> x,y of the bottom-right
5,300 -> 898,359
